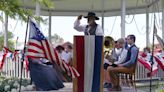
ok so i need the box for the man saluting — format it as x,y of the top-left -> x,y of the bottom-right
74,12 -> 104,36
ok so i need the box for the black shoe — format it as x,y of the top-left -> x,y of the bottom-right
103,82 -> 112,88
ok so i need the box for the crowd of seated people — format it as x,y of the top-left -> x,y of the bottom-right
103,35 -> 139,91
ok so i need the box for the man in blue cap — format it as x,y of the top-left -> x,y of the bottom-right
74,12 -> 104,36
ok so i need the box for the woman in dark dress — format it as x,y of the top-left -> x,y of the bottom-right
28,58 -> 64,91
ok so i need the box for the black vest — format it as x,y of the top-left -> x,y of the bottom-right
85,23 -> 98,35
125,45 -> 138,65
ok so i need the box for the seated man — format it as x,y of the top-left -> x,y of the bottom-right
104,38 -> 128,88
65,44 -> 73,65
107,35 -> 138,91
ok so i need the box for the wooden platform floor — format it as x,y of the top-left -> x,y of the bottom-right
26,83 -> 146,92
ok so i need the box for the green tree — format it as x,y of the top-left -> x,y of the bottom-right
0,31 -> 15,51
0,0 -> 54,21
51,33 -> 64,43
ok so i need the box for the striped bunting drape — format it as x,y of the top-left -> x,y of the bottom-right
73,36 -> 104,92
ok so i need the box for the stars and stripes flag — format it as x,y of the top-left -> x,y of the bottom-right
26,19 -> 79,78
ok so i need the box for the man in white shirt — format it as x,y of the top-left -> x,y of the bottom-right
64,44 -> 73,65
74,12 -> 104,36
55,45 -> 69,64
114,38 -> 128,65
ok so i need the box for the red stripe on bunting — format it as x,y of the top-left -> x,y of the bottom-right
74,36 -> 84,92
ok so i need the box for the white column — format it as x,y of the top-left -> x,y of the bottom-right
121,0 -> 126,38
4,14 -> 8,47
101,13 -> 104,30
35,1 -> 40,16
162,0 -> 164,39
48,11 -> 52,43
146,7 -> 150,47
101,0 -> 105,30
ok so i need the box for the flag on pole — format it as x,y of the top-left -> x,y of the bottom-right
26,19 -> 79,78
73,36 -> 104,92
154,24 -> 164,71
154,52 -> 164,71
138,52 -> 158,77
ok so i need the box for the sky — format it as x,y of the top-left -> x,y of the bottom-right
0,13 -> 163,50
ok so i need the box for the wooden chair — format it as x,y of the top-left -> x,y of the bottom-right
120,67 -> 136,87
119,55 -> 138,88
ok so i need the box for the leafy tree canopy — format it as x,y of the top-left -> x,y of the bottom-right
0,0 -> 54,22
0,31 -> 15,51
51,33 -> 64,43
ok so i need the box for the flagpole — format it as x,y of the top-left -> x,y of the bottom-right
150,14 -> 156,92
15,37 -> 18,78
19,16 -> 30,92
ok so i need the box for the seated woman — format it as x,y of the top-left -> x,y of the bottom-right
103,38 -> 127,88
28,58 -> 64,91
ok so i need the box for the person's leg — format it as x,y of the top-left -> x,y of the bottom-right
104,63 -> 111,83
105,70 -> 111,83
111,66 -> 134,74
104,69 -> 112,88
107,66 -> 119,87
107,66 -> 134,90
103,63 -> 112,88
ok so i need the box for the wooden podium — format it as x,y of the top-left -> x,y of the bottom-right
73,36 -> 104,92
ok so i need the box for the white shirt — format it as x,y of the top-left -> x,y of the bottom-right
74,19 -> 104,36
114,48 -> 128,64
61,51 -> 72,64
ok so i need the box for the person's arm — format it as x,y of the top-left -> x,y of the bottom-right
111,48 -> 117,61
114,49 -> 128,64
104,58 -> 112,65
74,15 -> 86,32
122,47 -> 138,67
96,25 -> 104,36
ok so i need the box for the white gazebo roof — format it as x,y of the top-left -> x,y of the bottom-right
21,0 -> 161,16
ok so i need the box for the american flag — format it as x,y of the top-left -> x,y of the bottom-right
26,19 -> 79,78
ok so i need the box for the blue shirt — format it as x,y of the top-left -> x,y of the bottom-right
122,44 -> 138,67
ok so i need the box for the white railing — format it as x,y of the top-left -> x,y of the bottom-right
1,57 -> 164,80
136,62 -> 164,80
1,57 -> 30,79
